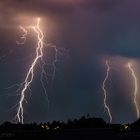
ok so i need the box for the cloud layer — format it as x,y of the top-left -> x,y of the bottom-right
1,0 -> 140,58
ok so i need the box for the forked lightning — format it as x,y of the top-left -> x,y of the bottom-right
102,60 -> 112,123
128,62 -> 139,119
16,18 -> 45,123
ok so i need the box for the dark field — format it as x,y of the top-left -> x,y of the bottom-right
1,116 -> 140,140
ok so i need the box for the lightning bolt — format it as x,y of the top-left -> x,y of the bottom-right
51,45 -> 59,81
45,44 -> 67,82
40,59 -> 50,109
36,44 -> 66,110
15,18 -> 45,124
0,26 -> 27,63
127,62 -> 139,119
16,26 -> 28,45
102,60 -> 112,123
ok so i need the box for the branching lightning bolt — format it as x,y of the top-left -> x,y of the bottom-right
102,60 -> 112,123
16,26 -> 28,45
51,45 -> 59,81
0,26 -> 27,63
127,62 -> 139,119
45,44 -> 67,82
15,18 -> 45,124
40,59 -> 50,109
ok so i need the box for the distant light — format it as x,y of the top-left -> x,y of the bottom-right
41,125 -> 45,128
124,124 -> 129,130
54,126 -> 60,130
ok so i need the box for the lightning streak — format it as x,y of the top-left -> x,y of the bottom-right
51,45 -> 58,81
49,45 -> 68,81
16,26 -> 28,45
40,59 -> 50,109
127,62 -> 139,119
15,18 -> 45,124
102,60 -> 112,123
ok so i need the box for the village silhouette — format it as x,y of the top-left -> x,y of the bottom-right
0,115 -> 140,139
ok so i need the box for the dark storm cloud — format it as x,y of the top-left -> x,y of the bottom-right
52,0 -> 140,58
0,0 -> 86,16
101,0 -> 140,58
0,0 -> 120,16
1,0 -> 140,57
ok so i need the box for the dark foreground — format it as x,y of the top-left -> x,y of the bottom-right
1,116 -> 140,140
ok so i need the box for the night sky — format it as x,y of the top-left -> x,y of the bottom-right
0,0 -> 140,124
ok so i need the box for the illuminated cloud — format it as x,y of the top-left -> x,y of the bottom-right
0,0 -> 140,58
